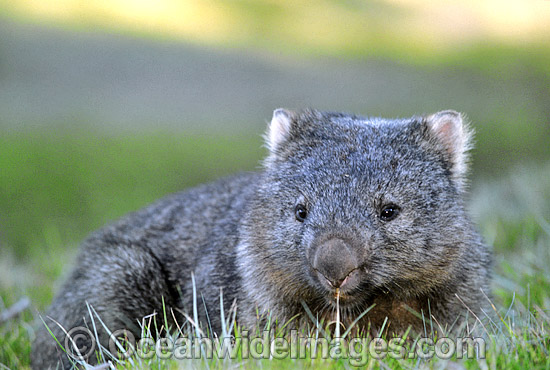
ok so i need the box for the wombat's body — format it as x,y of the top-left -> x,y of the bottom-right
32,109 -> 491,369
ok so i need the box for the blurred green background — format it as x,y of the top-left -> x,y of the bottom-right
0,1 -> 549,368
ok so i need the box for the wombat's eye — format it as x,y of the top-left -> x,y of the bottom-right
380,205 -> 400,221
294,204 -> 308,222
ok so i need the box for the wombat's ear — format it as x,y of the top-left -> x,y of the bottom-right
423,110 -> 473,188
265,108 -> 296,154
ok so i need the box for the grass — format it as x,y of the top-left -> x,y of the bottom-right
0,127 -> 264,260
0,126 -> 549,369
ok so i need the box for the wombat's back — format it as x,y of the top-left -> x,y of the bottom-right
32,171 -> 259,369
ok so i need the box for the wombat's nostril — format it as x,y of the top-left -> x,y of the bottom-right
312,238 -> 359,289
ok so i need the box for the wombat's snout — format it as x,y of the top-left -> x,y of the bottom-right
312,238 -> 359,290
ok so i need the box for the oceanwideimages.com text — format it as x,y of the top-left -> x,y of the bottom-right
65,327 -> 486,366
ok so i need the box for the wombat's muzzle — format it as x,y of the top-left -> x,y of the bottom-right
311,238 -> 359,290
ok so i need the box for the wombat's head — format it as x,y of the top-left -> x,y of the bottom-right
240,109 -> 475,315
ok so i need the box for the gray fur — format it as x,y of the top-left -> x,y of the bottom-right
31,109 -> 492,368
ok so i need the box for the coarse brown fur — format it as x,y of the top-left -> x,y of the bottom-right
32,109 -> 492,369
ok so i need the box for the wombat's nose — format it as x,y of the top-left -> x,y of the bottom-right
312,238 -> 358,289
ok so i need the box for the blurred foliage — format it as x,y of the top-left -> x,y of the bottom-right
0,127 -> 264,261
1,0 -> 549,67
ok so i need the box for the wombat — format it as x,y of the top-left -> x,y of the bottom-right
32,109 -> 492,368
